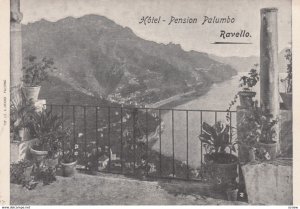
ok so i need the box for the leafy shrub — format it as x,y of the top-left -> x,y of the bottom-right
239,64 -> 259,90
10,160 -> 33,186
32,166 -> 57,185
10,160 -> 57,190
22,55 -> 56,87
281,48 -> 292,93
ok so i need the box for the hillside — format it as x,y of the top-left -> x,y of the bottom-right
22,15 -> 237,106
209,48 -> 290,73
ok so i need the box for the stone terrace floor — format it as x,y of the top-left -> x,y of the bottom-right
11,172 -> 247,205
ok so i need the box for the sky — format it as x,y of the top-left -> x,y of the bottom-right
20,0 -> 292,57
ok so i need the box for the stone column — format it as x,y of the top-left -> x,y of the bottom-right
260,8 -> 280,144
10,0 -> 23,98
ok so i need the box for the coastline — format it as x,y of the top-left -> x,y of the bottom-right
158,86 -> 211,110
145,72 -> 239,111
146,84 -> 212,110
146,83 -> 214,110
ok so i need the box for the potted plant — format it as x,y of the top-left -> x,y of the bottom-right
60,143 -> 78,177
256,110 -> 278,161
280,48 -> 292,110
10,91 -> 36,141
236,100 -> 261,163
238,64 -> 259,107
199,121 -> 238,189
29,109 -> 63,162
239,102 -> 278,161
22,55 -> 56,101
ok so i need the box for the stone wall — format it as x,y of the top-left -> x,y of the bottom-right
280,110 -> 292,158
242,162 -> 292,205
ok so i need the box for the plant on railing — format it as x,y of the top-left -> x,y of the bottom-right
239,64 -> 259,91
238,64 -> 259,107
226,64 -> 259,120
22,55 -> 56,87
22,55 -> 57,101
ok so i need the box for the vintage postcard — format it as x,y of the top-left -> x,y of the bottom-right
0,0 -> 299,206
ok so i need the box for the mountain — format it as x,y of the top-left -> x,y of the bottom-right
209,48 -> 290,73
22,15 -> 237,105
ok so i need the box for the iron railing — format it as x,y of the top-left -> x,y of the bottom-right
45,104 -> 236,181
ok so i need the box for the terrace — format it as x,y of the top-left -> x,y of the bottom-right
11,173 -> 246,205
9,0 -> 292,206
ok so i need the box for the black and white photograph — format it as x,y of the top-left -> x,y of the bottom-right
2,0 -> 296,205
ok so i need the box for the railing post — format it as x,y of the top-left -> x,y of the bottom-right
186,110 -> 189,179
83,106 -> 87,170
131,108 -> 135,173
73,105 -> 76,148
108,107 -> 111,172
61,105 -> 64,157
229,111 -> 232,154
214,111 -> 217,124
159,109 -> 162,177
172,110 -> 175,178
146,109 -> 149,177
95,107 -> 99,171
120,107 -> 124,174
200,111 -> 203,167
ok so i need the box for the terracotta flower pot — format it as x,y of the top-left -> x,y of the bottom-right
22,86 -> 41,101
206,153 -> 238,190
30,146 -> 48,162
61,160 -> 77,177
238,91 -> 256,107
